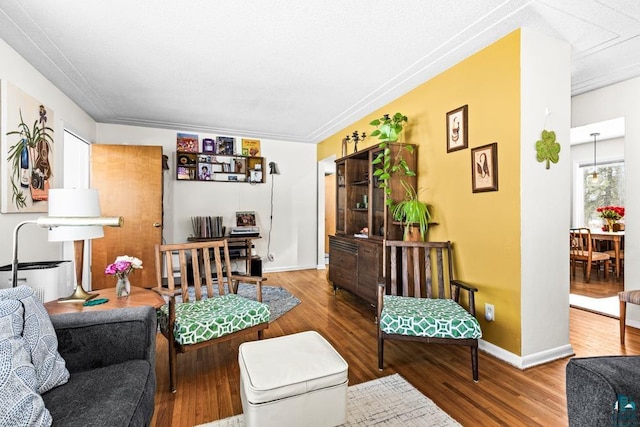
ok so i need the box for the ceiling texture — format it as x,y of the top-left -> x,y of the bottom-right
0,0 -> 639,144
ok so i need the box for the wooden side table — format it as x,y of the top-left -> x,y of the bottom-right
44,286 -> 165,316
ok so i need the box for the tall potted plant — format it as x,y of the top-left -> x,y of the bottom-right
392,181 -> 431,241
370,113 -> 415,207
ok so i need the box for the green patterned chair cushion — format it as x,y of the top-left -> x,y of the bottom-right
157,294 -> 270,346
380,296 -> 482,340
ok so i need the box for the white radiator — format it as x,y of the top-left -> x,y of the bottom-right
0,261 -> 74,303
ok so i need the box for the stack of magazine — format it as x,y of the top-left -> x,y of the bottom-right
191,216 -> 224,238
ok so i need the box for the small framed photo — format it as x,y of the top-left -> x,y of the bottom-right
216,136 -> 235,155
236,211 -> 256,227
446,105 -> 468,153
202,138 -> 215,153
471,143 -> 498,193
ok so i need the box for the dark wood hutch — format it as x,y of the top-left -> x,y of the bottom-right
328,143 -> 417,304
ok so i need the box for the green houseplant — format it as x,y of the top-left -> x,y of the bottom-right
392,180 -> 431,241
370,112 -> 415,207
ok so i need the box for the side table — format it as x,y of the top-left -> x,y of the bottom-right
44,286 -> 165,316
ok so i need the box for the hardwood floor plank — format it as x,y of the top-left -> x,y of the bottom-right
150,268 -> 636,427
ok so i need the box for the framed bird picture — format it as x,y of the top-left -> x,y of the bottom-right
471,142 -> 498,193
446,105 -> 468,152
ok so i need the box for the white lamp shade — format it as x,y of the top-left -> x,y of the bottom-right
47,189 -> 104,242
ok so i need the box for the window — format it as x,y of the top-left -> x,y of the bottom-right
574,160 -> 625,228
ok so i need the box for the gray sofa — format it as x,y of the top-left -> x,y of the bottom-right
42,306 -> 157,427
566,356 -> 640,426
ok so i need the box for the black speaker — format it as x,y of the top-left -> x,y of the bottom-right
251,257 -> 262,276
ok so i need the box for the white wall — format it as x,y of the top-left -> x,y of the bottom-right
96,124 -> 318,272
572,76 -> 640,326
0,38 -> 96,267
519,29 -> 573,364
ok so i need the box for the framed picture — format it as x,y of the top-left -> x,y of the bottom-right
1,80 -> 55,213
202,138 -> 215,153
177,132 -> 199,152
236,211 -> 256,227
446,105 -> 468,153
471,143 -> 498,193
241,138 -> 261,157
216,136 -> 235,155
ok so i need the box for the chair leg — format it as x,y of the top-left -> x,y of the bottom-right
620,300 -> 627,345
471,345 -> 479,382
169,339 -> 177,393
378,335 -> 384,371
585,261 -> 592,283
604,260 -> 610,280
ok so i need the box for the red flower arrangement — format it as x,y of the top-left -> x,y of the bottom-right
597,206 -> 625,221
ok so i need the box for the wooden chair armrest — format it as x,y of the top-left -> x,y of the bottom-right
451,280 -> 478,316
451,279 -> 478,293
231,274 -> 266,284
151,286 -> 179,299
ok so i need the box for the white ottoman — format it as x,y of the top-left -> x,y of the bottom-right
238,331 -> 349,427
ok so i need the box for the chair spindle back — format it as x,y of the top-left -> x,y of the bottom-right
156,240 -> 235,302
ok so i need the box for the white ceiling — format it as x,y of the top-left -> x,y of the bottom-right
0,0 -> 639,144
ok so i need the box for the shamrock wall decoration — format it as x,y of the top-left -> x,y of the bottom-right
535,129 -> 560,169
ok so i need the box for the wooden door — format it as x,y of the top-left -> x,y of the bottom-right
90,145 -> 163,289
324,174 -> 336,254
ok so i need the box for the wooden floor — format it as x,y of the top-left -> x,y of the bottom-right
150,268 -> 636,427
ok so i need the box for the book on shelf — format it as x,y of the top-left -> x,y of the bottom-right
191,216 -> 225,238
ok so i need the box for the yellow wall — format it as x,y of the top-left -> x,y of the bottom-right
318,30 -> 522,354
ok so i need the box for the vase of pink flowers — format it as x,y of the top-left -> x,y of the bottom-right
105,255 -> 143,297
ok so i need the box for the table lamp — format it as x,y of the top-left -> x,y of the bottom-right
10,188 -> 122,303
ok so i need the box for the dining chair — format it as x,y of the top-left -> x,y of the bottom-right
619,290 -> 640,344
569,228 -> 611,283
153,239 -> 270,392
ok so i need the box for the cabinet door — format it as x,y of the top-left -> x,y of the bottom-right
357,241 -> 381,304
336,162 -> 346,234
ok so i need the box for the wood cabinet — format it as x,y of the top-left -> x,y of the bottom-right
176,152 -> 266,183
330,143 -> 417,304
335,143 -> 416,240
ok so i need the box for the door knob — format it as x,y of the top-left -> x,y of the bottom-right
153,223 -> 161,228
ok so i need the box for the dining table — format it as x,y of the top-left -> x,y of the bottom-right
590,229 -> 625,279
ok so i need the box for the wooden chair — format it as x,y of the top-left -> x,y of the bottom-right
569,228 -> 610,283
619,290 -> 640,344
153,240 -> 270,392
377,240 -> 482,381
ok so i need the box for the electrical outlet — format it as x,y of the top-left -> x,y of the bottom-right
267,253 -> 275,262
485,303 -> 495,322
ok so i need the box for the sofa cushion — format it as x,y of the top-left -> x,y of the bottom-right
42,359 -> 153,427
380,295 -> 482,339
0,299 -> 52,426
0,286 -> 69,393
157,294 -> 270,345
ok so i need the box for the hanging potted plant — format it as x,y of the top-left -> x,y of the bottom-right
370,112 -> 415,207
392,181 -> 431,241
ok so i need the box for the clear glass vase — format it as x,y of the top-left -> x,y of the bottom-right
116,276 -> 131,297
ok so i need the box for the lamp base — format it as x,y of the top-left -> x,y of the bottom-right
58,286 -> 99,303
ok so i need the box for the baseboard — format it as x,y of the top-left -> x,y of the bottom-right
263,264 -> 318,273
479,339 -> 574,369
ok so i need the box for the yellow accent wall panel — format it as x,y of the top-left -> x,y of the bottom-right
318,30 -> 522,354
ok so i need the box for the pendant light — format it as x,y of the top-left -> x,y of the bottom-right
591,132 -> 599,183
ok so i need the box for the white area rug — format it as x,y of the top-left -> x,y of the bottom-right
570,293 -> 619,318
196,373 -> 460,426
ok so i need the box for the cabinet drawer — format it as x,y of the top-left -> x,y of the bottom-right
330,266 -> 357,290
